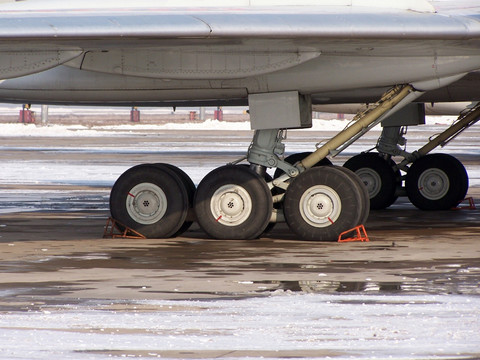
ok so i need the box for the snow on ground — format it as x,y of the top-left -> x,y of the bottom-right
0,293 -> 479,359
0,116 -> 459,137
1,115 -> 480,188
0,119 -> 248,137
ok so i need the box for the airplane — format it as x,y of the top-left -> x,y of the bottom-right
1,0 -> 480,241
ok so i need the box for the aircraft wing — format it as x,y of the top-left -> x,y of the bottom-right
1,3 -> 480,82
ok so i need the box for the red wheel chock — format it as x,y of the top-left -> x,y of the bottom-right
338,224 -> 370,243
103,217 -> 146,239
452,197 -> 476,210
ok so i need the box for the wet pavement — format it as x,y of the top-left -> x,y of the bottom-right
0,125 -> 480,359
1,207 -> 480,303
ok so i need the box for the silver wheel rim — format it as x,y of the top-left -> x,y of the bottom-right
417,168 -> 449,200
126,183 -> 167,225
210,184 -> 252,226
299,185 -> 341,228
357,167 -> 381,198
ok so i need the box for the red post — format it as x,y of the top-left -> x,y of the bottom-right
130,107 -> 140,122
19,106 -> 35,123
214,107 -> 223,121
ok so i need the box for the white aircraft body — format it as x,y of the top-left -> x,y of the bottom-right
1,0 -> 480,240
314,102 -> 476,116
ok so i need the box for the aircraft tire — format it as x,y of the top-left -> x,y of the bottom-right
154,163 -> 196,237
239,164 -> 277,233
335,166 -> 370,225
406,153 -> 468,210
283,166 -> 364,241
110,164 -> 189,238
343,152 -> 400,210
194,165 -> 273,240
273,152 -> 332,179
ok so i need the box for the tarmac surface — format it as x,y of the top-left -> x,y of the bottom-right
0,122 -> 479,359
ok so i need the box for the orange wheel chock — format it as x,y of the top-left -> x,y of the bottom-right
452,197 -> 476,210
103,217 -> 146,239
338,224 -> 370,243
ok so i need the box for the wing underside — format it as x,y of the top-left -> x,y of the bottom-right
1,5 -> 480,105
0,8 -> 479,80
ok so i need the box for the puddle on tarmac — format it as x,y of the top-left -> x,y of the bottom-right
0,190 -> 109,214
252,276 -> 480,295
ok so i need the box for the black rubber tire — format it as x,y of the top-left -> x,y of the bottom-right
343,153 -> 400,210
274,152 -> 332,179
240,164 -> 277,233
155,163 -> 196,237
387,157 -> 402,206
406,153 -> 468,210
335,166 -> 370,225
110,164 -> 189,238
194,165 -> 273,240
451,157 -> 469,204
283,166 -> 364,241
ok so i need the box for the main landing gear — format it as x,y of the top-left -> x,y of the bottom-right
109,160 -> 368,241
344,102 -> 480,210
109,85 -> 421,240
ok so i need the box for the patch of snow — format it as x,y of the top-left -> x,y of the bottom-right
0,294 -> 478,359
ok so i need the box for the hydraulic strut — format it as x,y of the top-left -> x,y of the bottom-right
395,102 -> 480,169
421,103 -> 480,153
300,85 -> 418,170
270,84 -> 422,191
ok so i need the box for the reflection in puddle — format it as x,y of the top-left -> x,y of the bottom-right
253,278 -> 480,295
0,190 -> 109,214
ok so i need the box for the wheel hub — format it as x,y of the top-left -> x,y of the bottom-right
299,185 -> 341,228
357,167 -> 381,198
308,193 -> 332,218
211,184 -> 252,226
136,192 -> 159,214
220,192 -> 244,217
126,183 -> 167,224
418,168 -> 449,200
